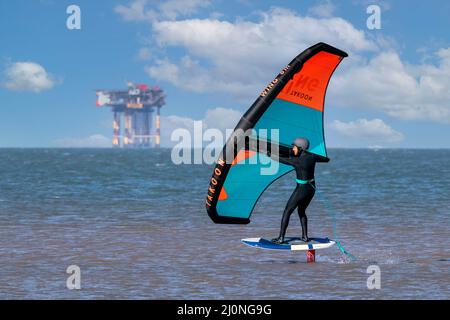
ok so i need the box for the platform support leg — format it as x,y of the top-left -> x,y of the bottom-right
306,249 -> 316,263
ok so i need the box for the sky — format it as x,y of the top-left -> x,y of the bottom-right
1,0 -> 449,148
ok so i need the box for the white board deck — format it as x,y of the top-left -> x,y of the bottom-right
241,237 -> 335,251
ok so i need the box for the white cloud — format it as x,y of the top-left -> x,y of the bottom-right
115,0 -> 211,22
153,8 -> 375,53
120,4 -> 450,124
114,0 -> 150,21
203,107 -> 242,132
308,1 -> 336,18
3,62 -> 57,92
145,56 -> 260,98
146,56 -> 211,93
330,118 -> 404,144
53,134 -> 111,148
331,49 -> 450,123
161,107 -> 242,147
159,0 -> 211,20
137,47 -> 152,60
147,8 -> 376,99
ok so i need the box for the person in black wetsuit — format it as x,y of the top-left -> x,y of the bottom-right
271,138 -> 330,244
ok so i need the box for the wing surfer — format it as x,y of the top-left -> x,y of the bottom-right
271,138 -> 330,244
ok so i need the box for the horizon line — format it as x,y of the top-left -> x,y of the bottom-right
1,147 -> 450,150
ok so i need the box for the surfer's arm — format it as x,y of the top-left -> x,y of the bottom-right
265,149 -> 295,165
313,153 -> 330,163
277,155 -> 296,165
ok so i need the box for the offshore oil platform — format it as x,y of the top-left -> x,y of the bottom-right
95,82 -> 165,148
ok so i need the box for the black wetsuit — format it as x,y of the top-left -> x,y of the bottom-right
275,150 -> 329,242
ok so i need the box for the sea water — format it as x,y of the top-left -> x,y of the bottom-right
0,148 -> 448,299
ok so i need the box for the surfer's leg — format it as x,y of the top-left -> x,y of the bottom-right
272,188 -> 300,244
297,187 -> 315,242
297,206 -> 308,241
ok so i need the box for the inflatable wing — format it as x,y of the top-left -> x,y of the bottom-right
206,42 -> 348,224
